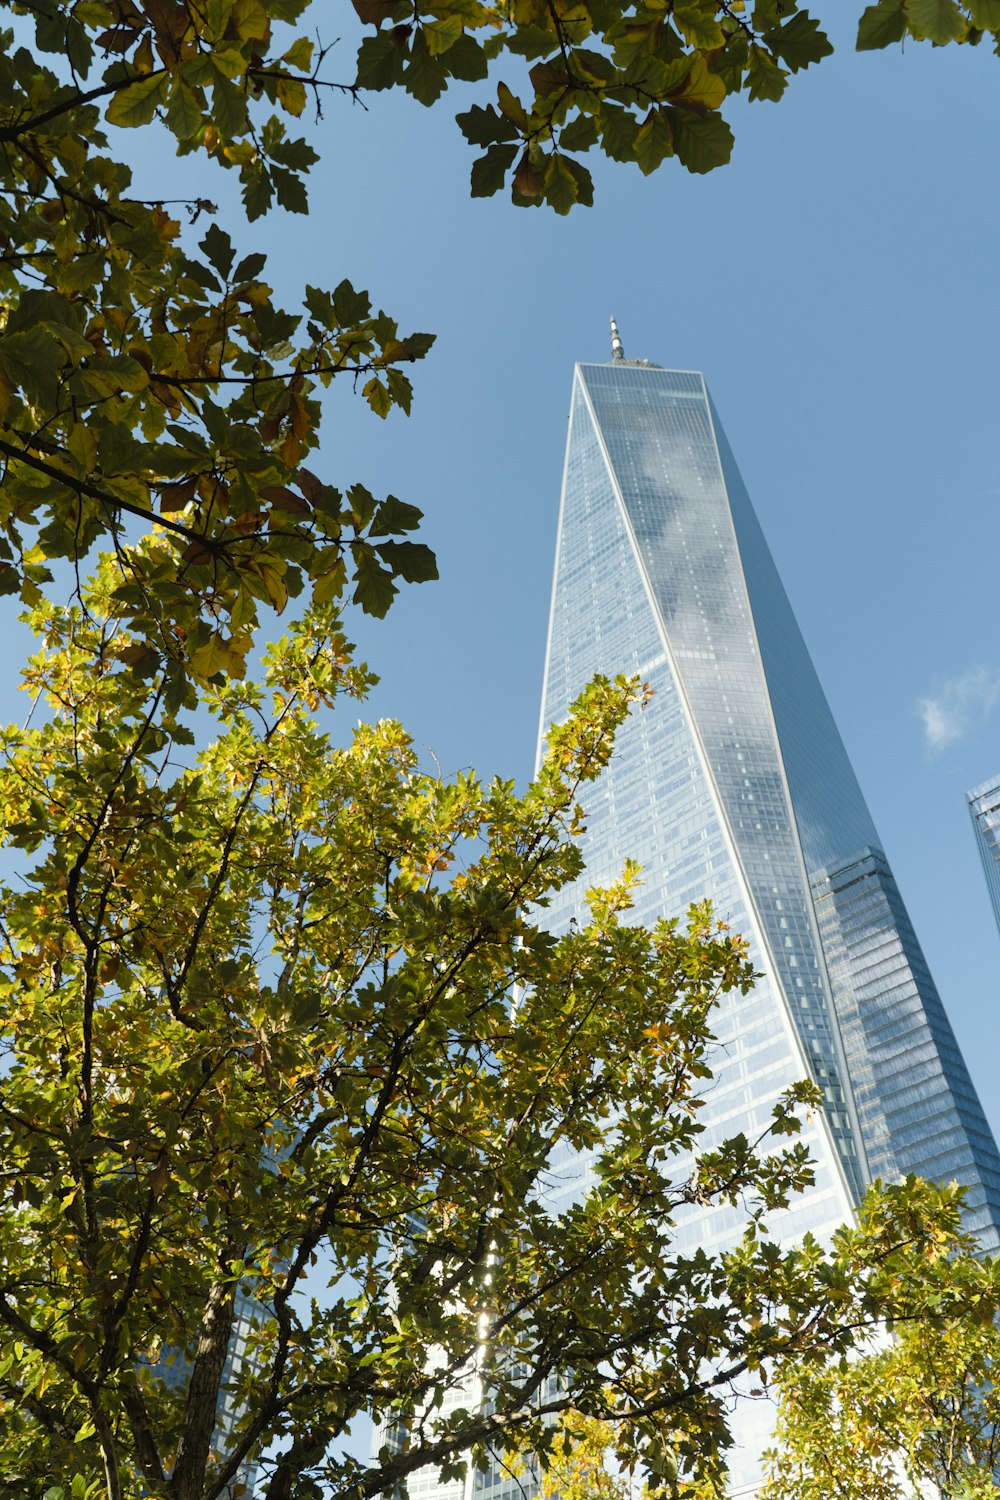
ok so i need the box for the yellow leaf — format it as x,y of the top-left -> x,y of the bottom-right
498,81 -> 528,128
190,630 -> 247,679
277,76 -> 307,115
423,15 -> 464,54
67,423 -> 98,472
673,54 -> 726,111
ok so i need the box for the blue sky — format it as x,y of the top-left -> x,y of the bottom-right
7,11 -> 1000,1143
303,12 -> 1000,1143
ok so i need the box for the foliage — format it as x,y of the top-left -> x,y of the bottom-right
0,0 -> 995,686
352,0 -> 1000,212
538,1413 -> 641,1500
2,6 -> 998,1500
0,0 -> 439,697
762,1179 -> 1000,1500
0,581 -> 963,1500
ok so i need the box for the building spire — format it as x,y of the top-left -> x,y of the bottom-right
610,316 -> 625,361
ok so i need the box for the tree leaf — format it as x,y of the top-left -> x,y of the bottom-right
906,0 -> 969,42
543,153 -> 580,214
856,0 -> 908,48
665,107 -> 734,174
763,10 -> 834,71
673,0 -> 725,49
376,539 -> 439,582
352,544 -> 398,615
471,143 -> 518,197
747,46 -> 788,102
456,103 -> 518,147
200,223 -> 236,278
674,53 -> 728,109
633,109 -> 674,175
106,72 -> 169,127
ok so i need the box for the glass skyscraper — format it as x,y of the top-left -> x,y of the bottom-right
378,338 -> 1000,1498
968,774 -> 1000,937
532,337 -> 1000,1489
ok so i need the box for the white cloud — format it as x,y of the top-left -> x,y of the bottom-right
917,666 -> 1000,752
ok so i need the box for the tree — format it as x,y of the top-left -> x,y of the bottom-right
354,0 -> 1000,211
538,1413 -> 644,1500
1,5 -> 995,1500
0,580 -> 930,1500
762,1181 -> 1000,1500
0,0 -> 995,694
0,0 -> 441,703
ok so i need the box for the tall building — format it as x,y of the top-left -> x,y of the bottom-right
378,334 -> 1000,1500
968,774 -> 1000,936
532,330 -> 1000,1489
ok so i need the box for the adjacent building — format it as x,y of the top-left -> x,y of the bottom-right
968,774 -> 1000,936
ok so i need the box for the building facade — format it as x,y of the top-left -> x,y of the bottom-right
531,339 -> 1000,1489
968,774 -> 1000,937
377,339 -> 1000,1498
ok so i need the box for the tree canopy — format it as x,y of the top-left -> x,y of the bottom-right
0,0 -> 995,697
1,3 -> 998,1499
762,1185 -> 1000,1499
0,593 -> 930,1499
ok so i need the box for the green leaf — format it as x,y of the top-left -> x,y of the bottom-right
333,280 -> 372,325
856,0 -> 908,48
907,0 -> 969,41
404,31 -> 449,105
353,0 -> 400,22
747,45 -> 788,101
665,107 -> 734,173
423,15 -> 464,56
273,167 -> 309,213
376,540 -> 438,583
559,113 -> 599,152
352,545 -> 398,616
675,52 -> 728,108
398,332 -> 436,359
213,74 -> 249,137
106,72 -> 169,127
165,79 -> 204,139
471,143 -> 518,197
0,327 -> 63,409
371,495 -> 425,535
242,164 -> 273,218
234,251 -> 268,282
456,103 -> 518,147
200,223 -> 235,278
969,0 -> 1000,25
633,109 -> 674,175
443,34 -> 490,81
356,32 -> 406,90
763,10 -> 834,71
544,154 -> 580,214
363,376 -> 392,418
600,103 -> 639,163
673,0 -> 725,48
563,157 -> 594,208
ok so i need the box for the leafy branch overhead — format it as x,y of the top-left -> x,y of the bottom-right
0,0 -> 437,690
2,603 -> 987,1499
352,0 -> 1000,212
0,0 -> 993,686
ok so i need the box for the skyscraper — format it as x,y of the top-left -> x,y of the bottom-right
968,774 -> 1000,937
534,331 -> 1000,1486
380,336 -> 1000,1500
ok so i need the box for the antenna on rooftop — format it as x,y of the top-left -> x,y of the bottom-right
610,317 -> 625,361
